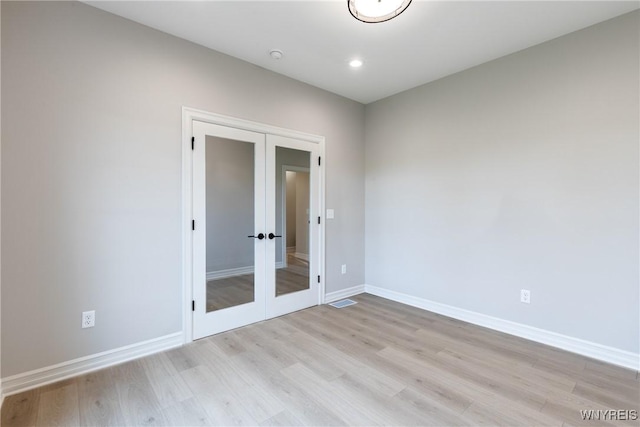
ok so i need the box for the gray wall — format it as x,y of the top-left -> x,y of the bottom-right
365,11 -> 639,353
206,136 -> 255,272
1,1 -> 365,377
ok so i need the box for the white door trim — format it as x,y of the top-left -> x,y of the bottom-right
281,165 -> 311,269
182,107 -> 326,344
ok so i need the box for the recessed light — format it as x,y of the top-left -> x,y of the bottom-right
349,59 -> 363,68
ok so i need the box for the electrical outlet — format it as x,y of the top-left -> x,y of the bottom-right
341,264 -> 347,274
520,289 -> 531,304
82,310 -> 95,328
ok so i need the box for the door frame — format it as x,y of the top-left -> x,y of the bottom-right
181,107 -> 326,344
281,165 -> 311,269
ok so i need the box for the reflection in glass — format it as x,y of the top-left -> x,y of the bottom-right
276,147 -> 311,297
206,136 -> 255,312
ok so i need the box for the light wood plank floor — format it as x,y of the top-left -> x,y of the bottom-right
3,294 -> 639,426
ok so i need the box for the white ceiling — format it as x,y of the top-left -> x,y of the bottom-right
86,0 -> 639,104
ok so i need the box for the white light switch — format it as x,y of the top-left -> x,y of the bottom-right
326,209 -> 335,219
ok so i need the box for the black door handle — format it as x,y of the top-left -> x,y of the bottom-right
248,233 -> 265,240
268,233 -> 282,240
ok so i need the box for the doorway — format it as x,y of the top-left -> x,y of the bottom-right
183,109 -> 325,341
282,167 -> 311,283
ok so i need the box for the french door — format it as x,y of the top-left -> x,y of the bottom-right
192,120 -> 320,340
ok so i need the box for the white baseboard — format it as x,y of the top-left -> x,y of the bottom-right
207,266 -> 254,281
207,263 -> 286,281
1,332 -> 183,397
365,285 -> 640,371
325,284 -> 366,304
294,252 -> 309,262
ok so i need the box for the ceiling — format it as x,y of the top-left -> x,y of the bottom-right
86,1 -> 639,104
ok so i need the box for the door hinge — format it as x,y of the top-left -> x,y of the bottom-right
192,220 -> 195,230
317,216 -> 321,224
191,136 -> 194,150
317,275 -> 321,283
318,156 -> 321,166
192,300 -> 195,311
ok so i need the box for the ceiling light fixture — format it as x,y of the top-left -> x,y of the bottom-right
348,0 -> 412,23
349,59 -> 363,68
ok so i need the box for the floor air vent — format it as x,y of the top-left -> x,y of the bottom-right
329,299 -> 357,308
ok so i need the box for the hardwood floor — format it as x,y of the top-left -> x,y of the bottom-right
206,274 -> 255,312
2,294 -> 638,426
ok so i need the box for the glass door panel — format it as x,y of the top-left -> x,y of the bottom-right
275,147 -> 311,297
205,136 -> 255,312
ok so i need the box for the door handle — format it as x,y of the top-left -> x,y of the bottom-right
248,233 -> 265,240
268,233 -> 282,240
